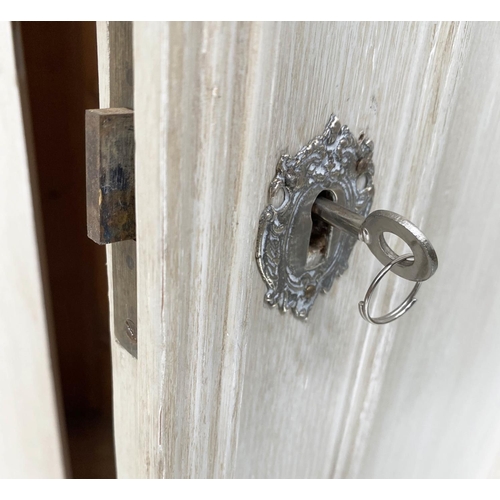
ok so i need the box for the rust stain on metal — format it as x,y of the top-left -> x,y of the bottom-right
86,108 -> 135,244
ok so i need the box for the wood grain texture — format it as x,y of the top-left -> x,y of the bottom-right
358,22 -> 500,479
0,22 -> 65,478
96,21 -> 139,478
125,21 -> 500,478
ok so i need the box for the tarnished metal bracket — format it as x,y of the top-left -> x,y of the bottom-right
86,107 -> 137,357
256,114 -> 375,319
86,108 -> 135,245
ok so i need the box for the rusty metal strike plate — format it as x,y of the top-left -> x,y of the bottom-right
86,107 -> 137,358
86,108 -> 135,245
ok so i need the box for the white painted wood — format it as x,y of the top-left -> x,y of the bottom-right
96,21 -> 139,479
0,22 -> 65,478
115,21 -> 500,478
358,22 -> 500,479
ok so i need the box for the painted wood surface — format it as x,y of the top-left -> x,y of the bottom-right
109,21 -> 500,478
0,22 -> 65,478
96,21 -> 138,479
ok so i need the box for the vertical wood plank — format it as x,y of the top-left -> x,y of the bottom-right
128,21 -> 500,478
96,21 -> 139,477
357,22 -> 500,479
0,22 -> 65,478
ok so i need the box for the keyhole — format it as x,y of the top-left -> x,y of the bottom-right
307,190 -> 335,268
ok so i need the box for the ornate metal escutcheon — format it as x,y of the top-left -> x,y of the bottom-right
255,114 -> 375,319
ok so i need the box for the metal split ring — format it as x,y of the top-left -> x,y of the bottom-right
358,253 -> 422,325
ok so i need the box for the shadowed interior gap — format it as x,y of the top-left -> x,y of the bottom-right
19,21 -> 116,479
309,190 -> 334,257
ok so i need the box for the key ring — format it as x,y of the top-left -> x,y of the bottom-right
358,253 -> 422,325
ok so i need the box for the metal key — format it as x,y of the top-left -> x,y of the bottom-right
312,197 -> 438,324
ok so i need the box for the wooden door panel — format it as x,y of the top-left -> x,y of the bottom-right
104,21 -> 500,478
359,22 -> 500,478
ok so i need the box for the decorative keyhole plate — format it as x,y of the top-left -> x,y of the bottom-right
255,114 -> 375,318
